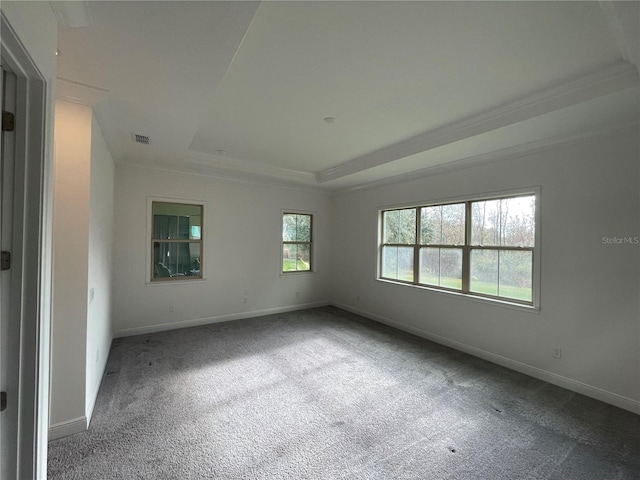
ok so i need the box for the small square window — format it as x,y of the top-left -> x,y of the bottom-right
151,202 -> 203,281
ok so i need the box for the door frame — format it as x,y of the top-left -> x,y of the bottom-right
1,11 -> 53,480
1,62 -> 20,480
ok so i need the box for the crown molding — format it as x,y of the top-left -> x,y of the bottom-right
317,61 -> 639,184
184,150 -> 317,186
55,77 -> 108,106
120,118 -> 637,196
121,158 -> 331,195
335,120 -> 639,195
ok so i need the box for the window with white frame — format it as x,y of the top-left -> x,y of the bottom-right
282,213 -> 313,273
380,193 -> 536,305
151,201 -> 203,281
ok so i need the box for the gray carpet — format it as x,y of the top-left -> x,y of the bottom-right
48,307 -> 640,479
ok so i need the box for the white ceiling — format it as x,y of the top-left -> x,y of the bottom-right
53,1 -> 640,191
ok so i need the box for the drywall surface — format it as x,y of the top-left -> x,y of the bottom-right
113,166 -> 332,336
86,115 -> 115,419
331,128 -> 640,411
1,1 -> 58,79
51,100 -> 92,427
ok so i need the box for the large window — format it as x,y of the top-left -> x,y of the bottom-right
380,193 -> 536,305
151,202 -> 203,281
282,213 -> 313,273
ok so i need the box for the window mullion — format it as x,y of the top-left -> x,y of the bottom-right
379,211 -> 385,277
462,201 -> 471,293
414,207 -> 420,285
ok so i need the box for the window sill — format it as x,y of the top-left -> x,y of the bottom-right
146,277 -> 206,286
280,271 -> 315,277
376,278 -> 540,314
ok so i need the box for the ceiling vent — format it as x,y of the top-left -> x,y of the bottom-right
133,134 -> 150,145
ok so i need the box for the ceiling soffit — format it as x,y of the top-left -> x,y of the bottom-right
316,61 -> 639,184
184,61 -> 639,188
52,1 -> 639,191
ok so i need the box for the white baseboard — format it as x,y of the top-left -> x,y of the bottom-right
113,301 -> 331,338
50,337 -> 112,441
86,333 -> 113,426
49,416 -> 88,441
86,373 -> 100,425
334,301 -> 640,415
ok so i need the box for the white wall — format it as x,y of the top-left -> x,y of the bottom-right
331,128 -> 640,413
50,102 -> 115,438
50,100 -> 92,430
112,166 -> 332,336
86,115 -> 115,419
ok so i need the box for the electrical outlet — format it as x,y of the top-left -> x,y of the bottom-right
552,348 -> 562,359
169,305 -> 174,312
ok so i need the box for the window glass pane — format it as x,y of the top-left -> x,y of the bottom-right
419,247 -> 462,289
381,246 -> 413,282
283,214 -> 297,242
501,196 -> 535,247
178,216 -> 190,240
381,246 -> 397,278
470,249 -> 498,296
283,243 -> 311,272
498,250 -> 533,302
153,242 -> 201,279
383,209 -> 416,244
151,215 -> 195,240
168,216 -> 178,238
283,244 -> 298,271
189,244 -> 201,275
383,211 -> 396,243
471,199 -> 501,246
153,203 -> 202,240
420,203 -> 465,245
153,215 -> 169,239
283,213 -> 311,242
296,215 -> 311,242
471,249 -> 532,301
297,244 -> 311,271
471,196 -> 535,247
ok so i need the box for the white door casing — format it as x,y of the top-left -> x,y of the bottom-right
1,10 -> 53,478
0,63 -> 19,480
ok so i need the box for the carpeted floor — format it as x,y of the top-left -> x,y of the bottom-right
48,307 -> 640,479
